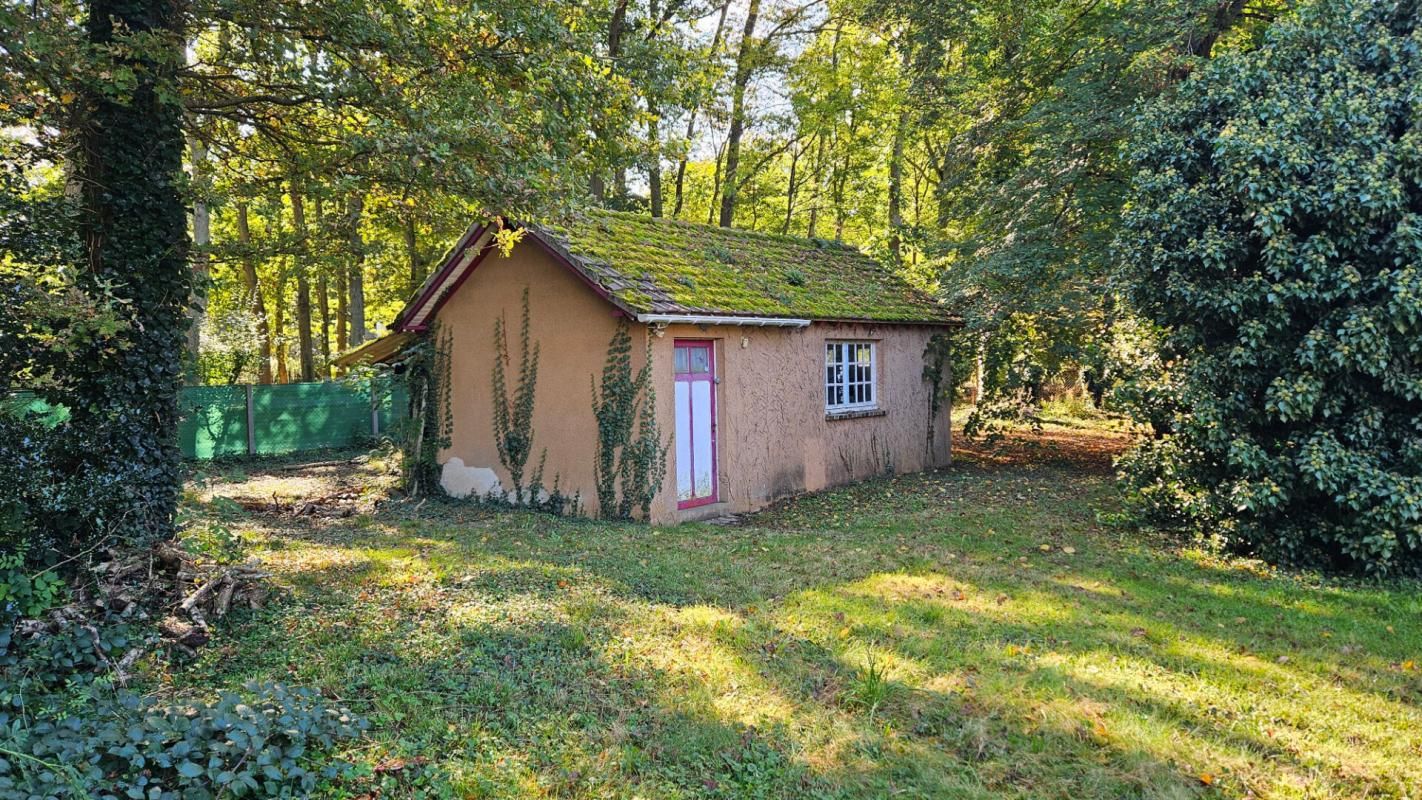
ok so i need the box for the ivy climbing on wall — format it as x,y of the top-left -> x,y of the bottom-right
592,322 -> 668,520
491,288 -> 541,505
399,323 -> 453,497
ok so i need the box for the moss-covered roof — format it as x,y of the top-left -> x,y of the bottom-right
530,210 -> 953,324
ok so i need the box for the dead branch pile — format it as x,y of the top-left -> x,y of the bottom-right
11,542 -> 275,685
233,489 -> 361,518
151,543 -> 270,654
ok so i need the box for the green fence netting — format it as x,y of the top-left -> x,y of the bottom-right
178,380 -> 408,459
178,386 -> 250,459
9,381 -> 404,460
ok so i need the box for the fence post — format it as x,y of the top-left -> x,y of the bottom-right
245,384 -> 256,456
370,378 -> 380,437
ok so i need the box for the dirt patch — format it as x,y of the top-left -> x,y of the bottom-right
953,422 -> 1135,474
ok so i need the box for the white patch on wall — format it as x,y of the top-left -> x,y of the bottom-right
440,458 -> 503,499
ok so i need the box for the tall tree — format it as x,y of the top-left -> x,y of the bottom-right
76,0 -> 191,540
346,193 -> 366,346
188,135 -> 211,367
289,181 -> 315,382
673,0 -> 731,217
234,201 -> 273,384
717,0 -> 761,227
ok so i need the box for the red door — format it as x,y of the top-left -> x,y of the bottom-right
674,340 -> 717,508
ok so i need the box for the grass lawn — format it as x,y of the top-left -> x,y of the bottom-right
174,424 -> 1422,799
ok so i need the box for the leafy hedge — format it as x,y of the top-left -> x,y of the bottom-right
1116,0 -> 1422,573
0,612 -> 367,799
0,683 -> 366,798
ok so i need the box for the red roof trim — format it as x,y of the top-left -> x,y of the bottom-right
414,238 -> 496,329
394,222 -> 488,332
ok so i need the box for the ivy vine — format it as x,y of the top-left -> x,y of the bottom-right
592,322 -> 668,520
398,323 -> 453,497
491,288 -> 541,505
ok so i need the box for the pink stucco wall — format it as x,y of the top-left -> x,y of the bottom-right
433,238 -> 952,523
433,239 -> 642,517
646,322 -> 952,523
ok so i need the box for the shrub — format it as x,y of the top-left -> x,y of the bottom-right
0,682 -> 366,798
1116,0 -> 1422,573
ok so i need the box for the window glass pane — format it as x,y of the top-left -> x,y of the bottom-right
825,341 -> 877,410
690,346 -> 710,374
674,347 -> 689,374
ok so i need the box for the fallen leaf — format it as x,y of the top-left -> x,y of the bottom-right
1039,544 -> 1052,552
1198,772 -> 1215,786
1062,546 -> 1076,555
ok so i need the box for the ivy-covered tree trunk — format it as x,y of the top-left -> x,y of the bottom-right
76,0 -> 190,542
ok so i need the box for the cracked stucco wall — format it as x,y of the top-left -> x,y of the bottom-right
647,321 -> 952,523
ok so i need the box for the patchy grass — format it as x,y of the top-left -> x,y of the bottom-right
169,431 -> 1422,799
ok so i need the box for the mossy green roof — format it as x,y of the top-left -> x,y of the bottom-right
530,210 -> 953,324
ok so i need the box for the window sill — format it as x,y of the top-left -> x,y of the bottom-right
826,408 -> 886,421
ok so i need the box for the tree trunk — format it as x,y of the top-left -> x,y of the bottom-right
974,334 -> 986,405
347,193 -> 366,345
77,0 -> 190,542
807,134 -> 825,238
188,134 -> 209,370
706,139 -> 726,226
273,274 -> 289,384
314,196 -> 330,375
648,109 -> 663,217
672,0 -> 730,218
289,183 -> 315,382
782,141 -> 799,235
589,0 -> 631,203
335,265 -> 348,354
404,209 -> 426,293
717,0 -> 761,228
317,271 -> 330,375
887,110 -> 907,265
235,202 -> 273,384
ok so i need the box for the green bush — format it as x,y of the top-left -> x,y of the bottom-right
1116,0 -> 1422,573
0,682 -> 366,798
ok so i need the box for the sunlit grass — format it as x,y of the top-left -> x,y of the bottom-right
171,442 -> 1422,799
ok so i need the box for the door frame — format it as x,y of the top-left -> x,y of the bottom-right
674,338 -> 719,509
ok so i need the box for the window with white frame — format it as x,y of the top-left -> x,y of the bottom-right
825,341 -> 877,412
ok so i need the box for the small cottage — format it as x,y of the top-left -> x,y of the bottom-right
347,210 -> 958,523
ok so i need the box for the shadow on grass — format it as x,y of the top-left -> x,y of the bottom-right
191,455 -> 1422,798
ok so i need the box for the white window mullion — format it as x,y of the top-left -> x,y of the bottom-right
825,341 -> 877,413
